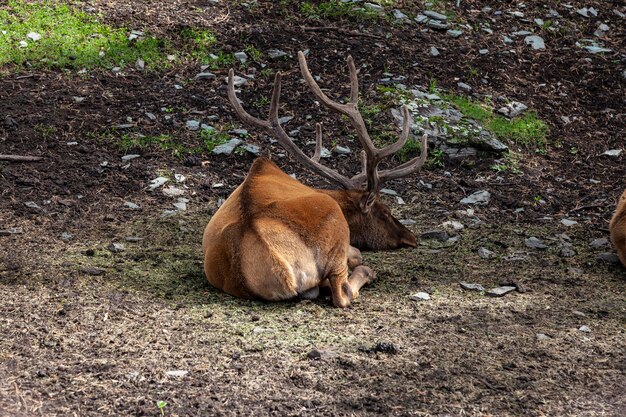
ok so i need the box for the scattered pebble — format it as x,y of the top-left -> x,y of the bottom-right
560,219 -> 578,227
429,46 -> 440,57
589,238 -> 608,248
162,186 -> 185,197
536,333 -> 550,341
165,370 -> 189,377
578,325 -> 591,333
524,35 -> 546,50
80,267 -> 106,276
267,49 -> 288,59
486,286 -> 516,297
442,220 -> 464,231
477,247 -> 496,259
108,243 -> 125,253
148,177 -> 169,190
121,154 -> 140,162
213,139 -> 242,155
409,292 -> 431,301
460,190 -> 491,205
460,282 -> 485,292
497,101 -> 528,118
525,237 -> 548,250
420,230 -> 449,241
602,149 -> 622,157
597,252 -> 620,264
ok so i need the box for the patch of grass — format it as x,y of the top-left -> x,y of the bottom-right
200,129 -> 230,152
0,1 -> 170,70
445,95 -> 549,148
0,1 -> 233,70
119,133 -> 192,158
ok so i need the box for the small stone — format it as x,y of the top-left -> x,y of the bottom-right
242,143 -> 261,156
447,30 -> 464,38
602,149 -> 622,157
334,145 -> 351,155
173,201 -> 187,211
486,286 -> 516,297
135,59 -> 145,71
186,120 -> 201,131
597,252 -> 620,264
19,40 -> 28,48
536,333 -> 550,341
234,52 -> 247,63
127,30 -> 144,41
108,243 -> 125,253
380,188 -> 398,196
26,32 -> 41,41
121,154 -> 140,162
307,349 -> 337,361
195,72 -> 216,80
460,190 -> 491,205
162,186 -> 185,197
212,138 -> 242,155
252,326 -> 273,334
457,82 -> 472,92
267,49 -> 288,59
589,238 -> 608,248
525,237 -> 548,250
524,35 -> 546,50
415,14 -> 429,23
497,101 -> 528,118
479,49 -> 489,55
363,2 -> 384,12
60,232 -> 72,241
72,96 -> 85,104
594,23 -> 609,37
442,221 -> 464,231
478,247 -> 496,259
429,46 -> 440,57
228,75 -> 248,87
578,325 -> 591,333
558,246 -> 576,258
148,177 -> 168,190
561,219 -> 578,227
409,292 -> 431,301
460,282 -> 485,292
428,20 -> 449,30
392,9 -> 407,20
424,10 -> 447,21
165,370 -> 188,377
400,219 -> 416,226
420,230 -> 449,241
503,36 -> 514,44
584,45 -> 612,54
24,201 -> 41,210
174,174 -> 186,183
80,267 -> 106,276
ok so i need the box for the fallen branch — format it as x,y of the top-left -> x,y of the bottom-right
0,154 -> 43,162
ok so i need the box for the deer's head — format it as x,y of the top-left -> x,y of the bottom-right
227,52 -> 427,251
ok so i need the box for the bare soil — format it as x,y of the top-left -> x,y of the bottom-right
1,1 -> 625,416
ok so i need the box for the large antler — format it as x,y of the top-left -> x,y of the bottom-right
226,52 -> 428,191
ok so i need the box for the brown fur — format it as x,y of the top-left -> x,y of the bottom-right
202,157 -> 416,307
609,189 -> 626,268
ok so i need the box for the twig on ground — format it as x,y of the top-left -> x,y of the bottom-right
0,154 -> 43,162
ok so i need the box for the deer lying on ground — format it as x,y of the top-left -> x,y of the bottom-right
202,52 -> 427,307
610,189 -> 626,268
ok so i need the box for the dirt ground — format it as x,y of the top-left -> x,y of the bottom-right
1,1 -> 625,416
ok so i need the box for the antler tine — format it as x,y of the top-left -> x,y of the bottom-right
378,134 -> 428,182
312,123 -> 323,163
378,105 -> 411,159
347,56 -> 358,104
227,68 -> 355,189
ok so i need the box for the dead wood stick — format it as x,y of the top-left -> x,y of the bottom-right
0,154 -> 43,162
301,26 -> 383,39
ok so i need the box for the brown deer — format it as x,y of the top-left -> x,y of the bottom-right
610,189 -> 626,268
202,52 -> 427,307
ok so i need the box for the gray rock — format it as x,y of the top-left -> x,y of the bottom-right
135,59 -> 145,71
503,36 -> 514,44
424,10 -> 447,21
409,292 -> 431,301
460,282 -> 485,292
429,46 -> 440,57
108,242 -> 125,253
60,232 -> 73,241
306,349 -> 338,361
121,154 -> 141,162
364,2 -> 384,12
27,32 -> 42,41
148,177 -> 168,190
242,143 -> 261,156
486,286 -> 516,297
525,236 -> 548,250
80,267 -> 106,276
511,31 -> 533,36
589,238 -> 608,248
469,130 -> 508,152
267,49 -> 288,59
602,149 -> 623,157
561,219 -> 578,227
524,35 -> 546,50
578,325 -> 591,333
125,236 -> 144,242
536,333 -> 550,341
165,370 -> 189,377
594,23 -> 609,37
558,246 -> 576,258
234,51 -> 247,63
0,227 -> 23,236
124,201 -> 140,210
534,18 -> 545,27
447,29 -> 464,38
173,200 -> 187,211
498,101 -> 528,118
145,112 -> 156,121
24,201 -> 41,210
415,14 -> 429,23
334,145 -> 351,155
186,120 -> 201,131
195,72 -> 216,80
479,49 -> 489,55
228,75 -> 248,87
380,188 -> 398,196
597,252 -> 620,264
584,45 -> 612,54
428,20 -> 449,30
442,220 -> 464,231
460,190 -> 491,205
457,82 -> 472,92
212,138 -> 242,155
392,9 -> 407,20
162,186 -> 185,197
478,247 -> 496,259
420,230 -> 449,241
72,96 -> 85,103
576,7 -> 597,18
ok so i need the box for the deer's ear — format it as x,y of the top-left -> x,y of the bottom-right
359,192 -> 377,214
